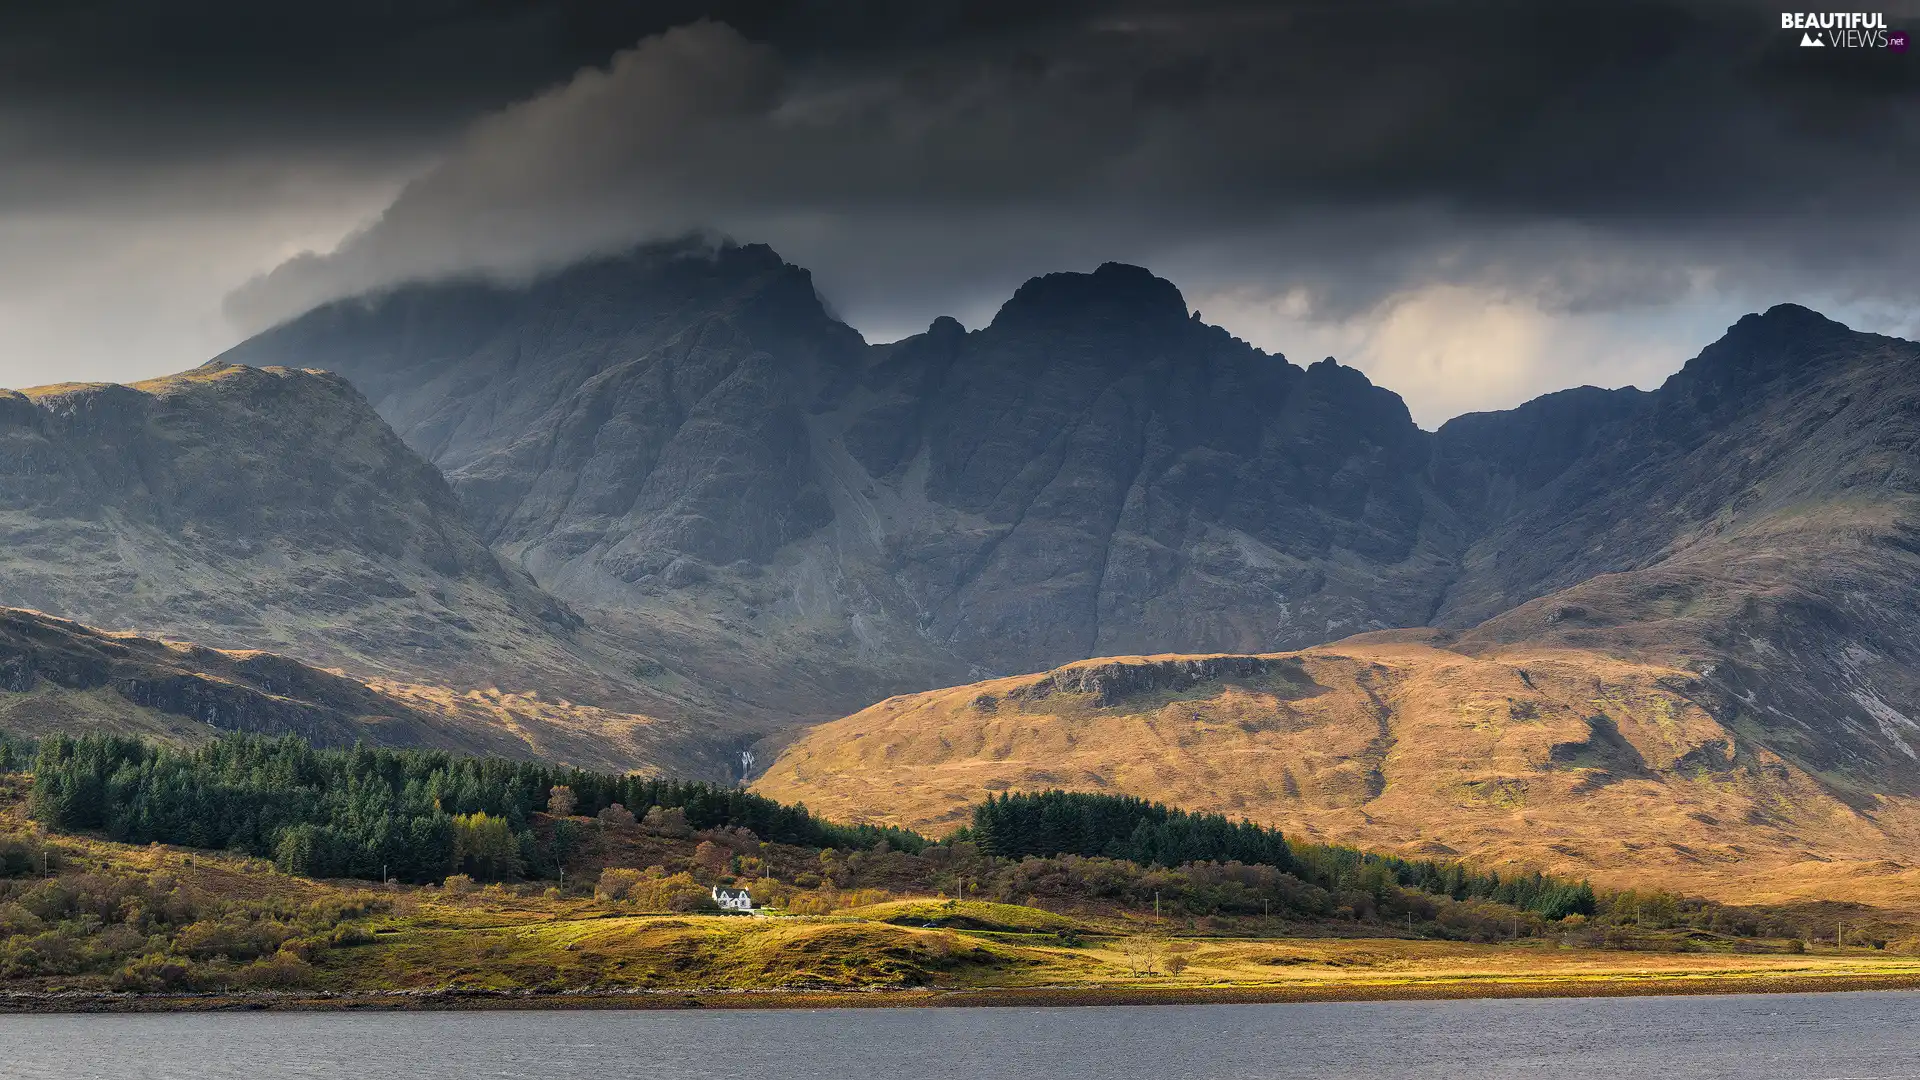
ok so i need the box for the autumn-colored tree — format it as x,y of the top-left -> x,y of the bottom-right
1121,929 -> 1169,976
693,840 -> 731,879
547,785 -> 577,817
596,867 -> 643,900
597,802 -> 636,827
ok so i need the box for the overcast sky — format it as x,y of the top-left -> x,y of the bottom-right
3,0 -> 1916,426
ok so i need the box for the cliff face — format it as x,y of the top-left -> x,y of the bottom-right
831,265 -> 1453,673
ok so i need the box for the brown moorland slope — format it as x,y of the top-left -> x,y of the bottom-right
0,606 -> 681,770
753,647 -> 1920,910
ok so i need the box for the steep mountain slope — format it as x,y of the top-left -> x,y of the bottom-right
1,363 -> 564,679
0,362 -> 726,773
1434,307 -> 1920,801
224,245 -> 1468,714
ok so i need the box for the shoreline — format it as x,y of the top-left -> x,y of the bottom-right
7,972 -> 1920,1014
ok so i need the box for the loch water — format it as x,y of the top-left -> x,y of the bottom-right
3,992 -> 1917,1078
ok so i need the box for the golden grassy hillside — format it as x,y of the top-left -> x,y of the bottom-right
753,642 -> 1920,909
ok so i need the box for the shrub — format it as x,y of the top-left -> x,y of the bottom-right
172,917 -> 295,962
232,951 -> 313,990
0,835 -> 51,878
612,869 -> 715,913
596,867 -> 644,901
113,953 -> 194,993
693,841 -> 730,879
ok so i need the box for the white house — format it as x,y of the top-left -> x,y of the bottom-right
711,886 -> 753,913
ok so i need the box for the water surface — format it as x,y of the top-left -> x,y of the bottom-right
3,992 -> 1917,1078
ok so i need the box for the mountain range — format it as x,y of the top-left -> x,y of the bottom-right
9,238 -> 1920,901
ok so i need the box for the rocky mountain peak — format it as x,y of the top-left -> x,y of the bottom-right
1668,303 -> 1867,406
925,314 -> 967,339
986,261 -> 1190,335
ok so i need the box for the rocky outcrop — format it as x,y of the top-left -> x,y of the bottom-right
1008,655 -> 1307,708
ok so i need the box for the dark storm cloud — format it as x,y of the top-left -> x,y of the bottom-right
4,1 -> 1917,410
13,0 -> 1917,220
176,0 -> 1918,333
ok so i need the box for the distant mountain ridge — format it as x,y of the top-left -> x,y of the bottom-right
223,246 -> 1475,715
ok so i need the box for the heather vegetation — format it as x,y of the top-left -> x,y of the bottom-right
0,805 -> 383,992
